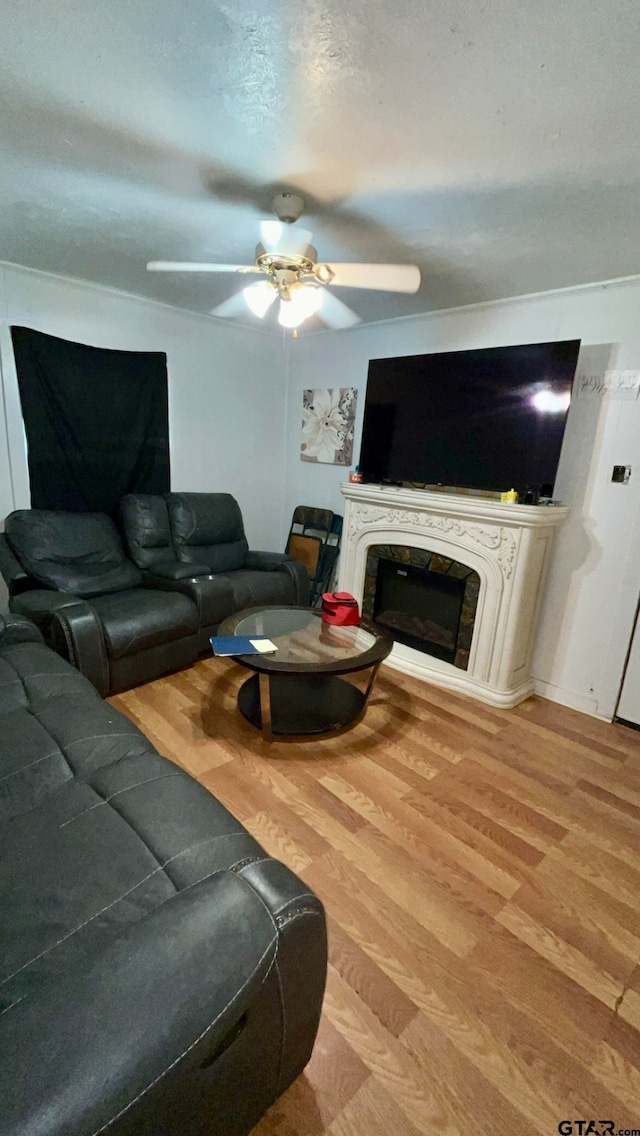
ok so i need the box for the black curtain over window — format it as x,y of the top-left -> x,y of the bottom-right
11,327 -> 170,515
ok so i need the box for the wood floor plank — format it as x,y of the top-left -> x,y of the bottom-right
469,917 -> 620,1068
254,1016 -> 369,1136
322,761 -> 521,900
326,916 -> 419,1038
546,830 -> 640,910
589,1039 -> 640,1116
496,901 -> 624,1009
400,1012 -> 544,1136
405,783 -> 547,868
323,966 -> 473,1136
534,855 -> 640,959
110,659 -> 640,1133
327,1076 -> 422,1136
322,763 -> 513,913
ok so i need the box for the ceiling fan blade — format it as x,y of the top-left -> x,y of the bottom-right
318,290 -> 361,329
211,282 -> 277,321
259,221 -> 314,257
210,292 -> 250,319
147,261 -> 262,273
317,263 -> 421,293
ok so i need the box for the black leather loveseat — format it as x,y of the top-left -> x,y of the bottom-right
119,492 -> 309,650
0,494 -> 308,696
0,613 -> 326,1136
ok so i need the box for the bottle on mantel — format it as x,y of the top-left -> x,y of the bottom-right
500,488 -> 518,504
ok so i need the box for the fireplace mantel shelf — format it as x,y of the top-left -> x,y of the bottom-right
339,482 -> 568,708
342,481 -> 569,529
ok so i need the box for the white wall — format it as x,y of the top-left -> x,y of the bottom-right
0,262 -> 287,566
283,278 -> 640,720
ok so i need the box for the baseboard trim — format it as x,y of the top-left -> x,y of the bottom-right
532,678 -> 610,720
380,652 -> 615,719
382,654 -> 534,709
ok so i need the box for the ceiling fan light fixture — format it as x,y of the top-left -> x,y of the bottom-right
243,281 -> 277,318
260,220 -> 285,248
147,194 -> 419,330
278,285 -> 322,329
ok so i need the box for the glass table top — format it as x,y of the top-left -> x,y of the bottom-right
233,607 -> 380,667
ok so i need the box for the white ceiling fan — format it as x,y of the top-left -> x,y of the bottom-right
147,192 -> 421,331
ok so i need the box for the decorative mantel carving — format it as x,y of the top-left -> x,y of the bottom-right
347,503 -> 517,580
339,483 -> 568,709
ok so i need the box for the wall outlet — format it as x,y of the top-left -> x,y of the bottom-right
612,465 -> 631,484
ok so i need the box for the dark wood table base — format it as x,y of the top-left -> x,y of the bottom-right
237,666 -> 381,740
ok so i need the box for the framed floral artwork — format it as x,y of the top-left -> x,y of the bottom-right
301,388 -> 358,465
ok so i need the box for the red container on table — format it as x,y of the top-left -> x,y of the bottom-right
321,591 -> 360,626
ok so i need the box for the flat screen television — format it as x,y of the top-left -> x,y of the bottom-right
359,339 -> 581,494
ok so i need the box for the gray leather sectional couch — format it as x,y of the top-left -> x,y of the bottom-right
0,612 -> 326,1136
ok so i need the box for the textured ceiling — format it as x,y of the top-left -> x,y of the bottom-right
2,0 -> 640,329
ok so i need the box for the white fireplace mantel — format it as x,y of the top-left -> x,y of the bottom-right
339,482 -> 568,708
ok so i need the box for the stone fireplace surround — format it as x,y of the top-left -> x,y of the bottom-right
362,544 -> 481,670
339,482 -> 568,708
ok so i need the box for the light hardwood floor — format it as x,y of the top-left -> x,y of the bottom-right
111,658 -> 640,1136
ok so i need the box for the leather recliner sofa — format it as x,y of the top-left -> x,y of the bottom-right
0,612 -> 327,1136
0,509 -> 199,696
0,494 -> 308,695
119,492 -> 309,651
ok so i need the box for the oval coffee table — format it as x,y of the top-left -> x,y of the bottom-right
217,606 -> 392,740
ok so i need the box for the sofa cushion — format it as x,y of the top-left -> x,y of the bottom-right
119,494 -> 175,569
168,493 -> 249,573
5,510 -> 142,597
216,568 -> 296,612
90,588 -> 199,660
0,641 -> 261,1008
0,639 -> 148,820
147,561 -> 212,580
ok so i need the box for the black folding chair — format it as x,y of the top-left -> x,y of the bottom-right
285,508 -> 343,606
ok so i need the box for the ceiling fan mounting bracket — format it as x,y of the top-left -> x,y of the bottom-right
255,249 -> 317,280
272,192 -> 305,225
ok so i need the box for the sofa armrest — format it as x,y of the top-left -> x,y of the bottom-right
0,612 -> 45,647
0,533 -> 30,596
10,588 -> 86,638
235,857 -> 327,1094
142,570 -> 234,628
11,591 -> 110,695
244,551 -> 310,605
49,602 -> 110,696
0,870 -> 295,1136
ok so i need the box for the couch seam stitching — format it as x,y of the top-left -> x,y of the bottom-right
274,955 -> 287,1091
0,749 -> 64,785
57,773 -> 183,828
0,993 -> 25,1017
0,871 -> 169,987
0,832 -> 250,986
103,772 -> 181,801
58,802 -> 106,827
272,892 -> 319,916
171,847 -> 262,893
62,733 -> 148,749
275,906 -> 323,930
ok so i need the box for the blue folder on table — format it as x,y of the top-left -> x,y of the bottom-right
210,636 -> 276,657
